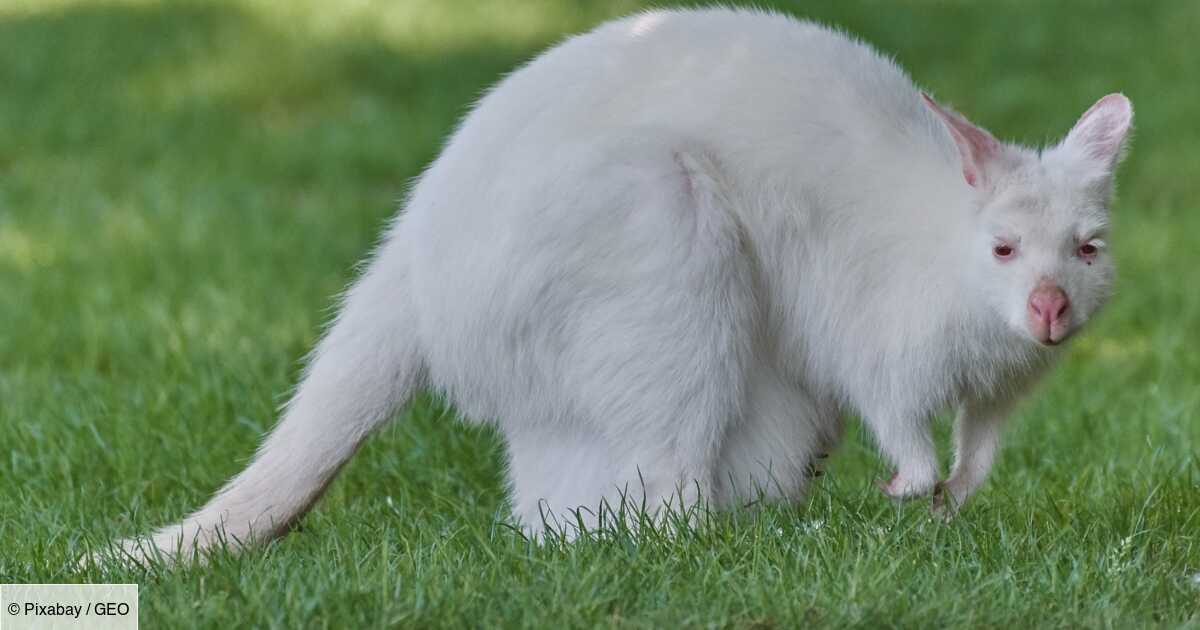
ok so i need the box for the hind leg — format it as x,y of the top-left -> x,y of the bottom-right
715,365 -> 841,506
507,423 -> 714,536
499,143 -> 758,535
565,149 -> 756,526
521,344 -> 750,536
507,385 -> 740,539
506,424 -> 627,535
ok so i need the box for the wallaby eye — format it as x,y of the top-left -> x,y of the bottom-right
1077,239 -> 1104,261
993,244 -> 1015,259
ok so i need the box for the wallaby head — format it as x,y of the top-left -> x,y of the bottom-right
925,93 -> 1133,347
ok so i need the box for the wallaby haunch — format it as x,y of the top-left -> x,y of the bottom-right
99,8 -> 1133,563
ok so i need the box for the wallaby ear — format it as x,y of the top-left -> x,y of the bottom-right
1057,93 -> 1133,174
922,92 -> 1003,189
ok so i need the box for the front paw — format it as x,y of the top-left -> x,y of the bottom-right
876,470 -> 936,500
930,481 -> 967,520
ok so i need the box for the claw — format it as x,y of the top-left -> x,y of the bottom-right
875,471 -> 899,495
930,481 -> 960,522
805,462 -> 826,479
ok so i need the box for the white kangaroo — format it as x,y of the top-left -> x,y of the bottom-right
100,8 -> 1132,563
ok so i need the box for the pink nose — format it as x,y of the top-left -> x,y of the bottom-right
1029,286 -> 1069,323
1027,284 -> 1070,343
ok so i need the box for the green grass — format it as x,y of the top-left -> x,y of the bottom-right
2,0 -> 1199,627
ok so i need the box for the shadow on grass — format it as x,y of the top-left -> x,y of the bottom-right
0,2 -> 554,371
0,2 -> 546,191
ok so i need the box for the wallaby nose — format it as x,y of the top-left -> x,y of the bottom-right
1028,285 -> 1070,324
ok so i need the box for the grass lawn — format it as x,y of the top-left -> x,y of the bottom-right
2,0 -> 1199,627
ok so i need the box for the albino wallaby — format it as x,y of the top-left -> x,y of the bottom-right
100,8 -> 1132,563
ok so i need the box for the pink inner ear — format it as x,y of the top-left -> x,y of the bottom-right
1065,93 -> 1132,163
922,93 -> 1001,188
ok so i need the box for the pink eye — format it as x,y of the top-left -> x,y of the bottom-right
1078,243 -> 1098,257
993,244 -> 1014,259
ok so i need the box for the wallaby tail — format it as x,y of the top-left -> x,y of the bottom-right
113,248 -> 423,564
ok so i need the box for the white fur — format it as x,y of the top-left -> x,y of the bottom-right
101,8 -> 1132,562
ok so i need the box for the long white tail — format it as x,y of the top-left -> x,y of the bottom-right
119,245 -> 423,563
